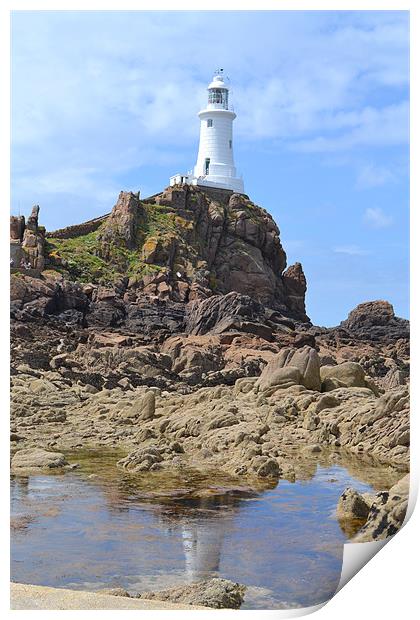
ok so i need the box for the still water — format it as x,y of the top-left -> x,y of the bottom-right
11,450 -> 398,609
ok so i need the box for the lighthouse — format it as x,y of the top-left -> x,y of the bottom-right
170,69 -> 244,193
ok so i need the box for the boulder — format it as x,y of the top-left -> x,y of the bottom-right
342,300 -> 396,330
10,215 -> 25,241
138,391 -> 156,420
161,335 -> 223,381
11,448 -> 69,472
257,346 -> 321,392
257,366 -> 302,393
255,457 -> 280,478
137,578 -> 246,609
117,446 -> 163,472
337,488 -> 371,520
320,361 -> 368,391
118,391 -> 156,422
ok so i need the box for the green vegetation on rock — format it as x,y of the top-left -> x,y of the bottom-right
45,232 -> 113,283
45,202 -> 184,285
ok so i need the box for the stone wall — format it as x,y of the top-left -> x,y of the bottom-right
196,186 -> 236,205
46,215 -> 110,239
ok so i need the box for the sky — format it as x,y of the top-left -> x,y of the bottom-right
11,10 -> 409,326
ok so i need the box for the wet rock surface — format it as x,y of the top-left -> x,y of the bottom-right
336,488 -> 371,520
137,578 -> 246,609
11,448 -> 71,472
351,474 -> 410,542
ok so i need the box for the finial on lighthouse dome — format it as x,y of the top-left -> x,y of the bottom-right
169,69 -> 244,194
208,68 -> 230,90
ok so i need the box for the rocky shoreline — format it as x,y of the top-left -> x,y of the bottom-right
11,331 -> 410,546
11,340 -> 409,477
10,186 -> 410,607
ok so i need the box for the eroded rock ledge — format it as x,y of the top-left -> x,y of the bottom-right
337,474 -> 410,542
11,346 -> 409,482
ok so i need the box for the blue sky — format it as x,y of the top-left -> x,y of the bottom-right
11,10 -> 409,326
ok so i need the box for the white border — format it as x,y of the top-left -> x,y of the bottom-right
1,2 -> 417,619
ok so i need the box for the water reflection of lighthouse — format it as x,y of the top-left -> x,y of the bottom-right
181,512 -> 224,580
103,473 -> 272,584
162,494 -> 247,582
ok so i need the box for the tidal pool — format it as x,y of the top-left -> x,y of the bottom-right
10,450 -> 400,609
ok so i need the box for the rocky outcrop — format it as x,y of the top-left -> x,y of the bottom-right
19,205 -> 45,271
39,186 -> 309,321
282,262 -> 308,321
11,184 -> 312,331
340,300 -> 409,342
97,191 -> 143,258
186,292 -> 271,339
10,274 -> 88,322
10,215 -> 26,241
10,354 -> 409,482
144,187 -> 308,320
337,474 -> 410,543
137,578 -> 246,609
9,188 -> 410,515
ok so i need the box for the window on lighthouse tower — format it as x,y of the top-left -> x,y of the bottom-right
208,88 -> 228,109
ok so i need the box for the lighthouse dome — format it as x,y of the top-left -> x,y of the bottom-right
207,69 -> 229,90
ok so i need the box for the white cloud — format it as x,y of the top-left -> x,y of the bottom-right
291,102 -> 409,152
356,164 -> 396,189
364,207 -> 393,228
333,245 -> 370,256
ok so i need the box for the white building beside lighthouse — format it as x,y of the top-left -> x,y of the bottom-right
170,70 -> 244,193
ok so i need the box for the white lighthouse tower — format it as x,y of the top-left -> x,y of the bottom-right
170,69 -> 244,193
